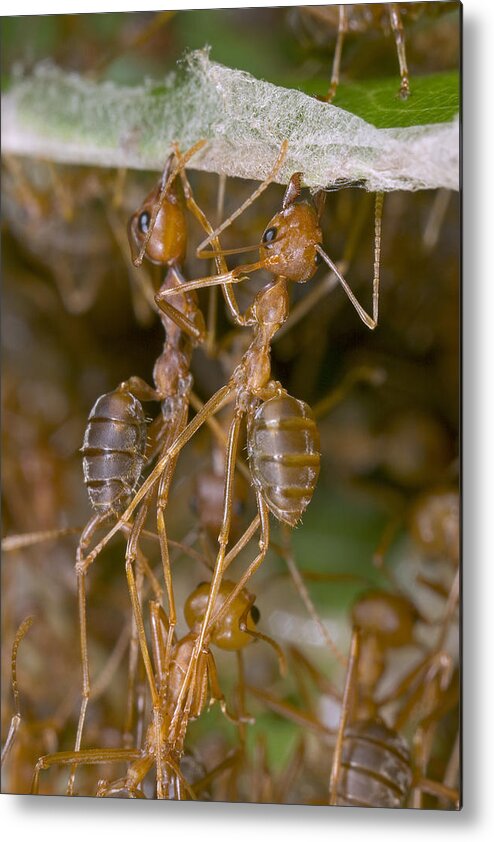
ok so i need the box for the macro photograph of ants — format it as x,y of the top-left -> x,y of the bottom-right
1,3 -> 460,810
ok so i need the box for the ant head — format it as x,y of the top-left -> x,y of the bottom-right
259,174 -> 322,283
351,589 -> 418,648
184,580 -> 256,651
128,159 -> 187,267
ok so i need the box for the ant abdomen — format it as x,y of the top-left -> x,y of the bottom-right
336,719 -> 413,808
81,387 -> 147,515
248,393 -> 320,526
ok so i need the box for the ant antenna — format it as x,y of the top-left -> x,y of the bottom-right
315,191 -> 384,330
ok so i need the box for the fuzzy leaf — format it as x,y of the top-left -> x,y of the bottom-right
1,50 -> 459,192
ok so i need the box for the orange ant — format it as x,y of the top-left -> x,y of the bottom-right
329,627 -> 459,808
31,579 -> 280,798
76,141 -> 384,746
68,139 -> 236,793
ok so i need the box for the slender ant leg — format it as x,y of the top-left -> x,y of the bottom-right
389,3 -> 411,100
325,4 -> 348,103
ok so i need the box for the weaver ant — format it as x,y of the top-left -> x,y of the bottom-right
31,579 -> 280,798
329,626 -> 459,808
68,139 -> 238,793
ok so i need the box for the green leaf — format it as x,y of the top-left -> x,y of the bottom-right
301,71 -> 459,129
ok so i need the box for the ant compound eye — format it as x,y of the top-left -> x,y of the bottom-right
250,605 -> 261,625
262,227 -> 277,244
138,211 -> 151,235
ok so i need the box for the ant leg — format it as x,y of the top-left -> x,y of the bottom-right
154,266 -> 207,344
192,749 -> 241,800
177,161 -> 229,277
435,567 -> 460,652
156,454 -> 181,676
32,748 -> 141,795
410,670 -> 459,808
189,391 -> 251,484
154,294 -> 206,343
1,525 -> 82,552
414,778 -> 459,807
207,652 -> 247,726
179,164 -> 247,329
206,490 -> 271,636
188,404 -> 247,650
125,504 -> 159,706
430,730 -> 461,808
145,414 -> 168,463
289,645 -> 342,707
148,599 -> 171,787
76,383 -> 235,575
329,628 -> 360,805
223,514 -> 261,569
392,652 -> 454,732
68,512 -> 112,794
325,4 -> 348,103
160,261 -> 265,307
125,503 -> 166,797
149,600 -> 169,688
313,364 -> 387,420
121,567 -> 144,749
316,192 -> 384,330
389,3 -> 410,99
238,604 -> 287,677
1,616 -> 34,767
168,405 -> 252,738
247,685 -> 334,739
206,172 -> 228,353
177,156 -> 255,332
194,140 -> 289,256
277,526 -> 346,668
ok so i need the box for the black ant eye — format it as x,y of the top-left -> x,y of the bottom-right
262,227 -> 277,244
138,211 -> 150,235
250,605 -> 260,625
